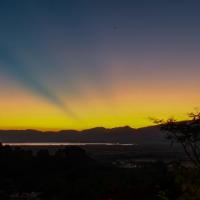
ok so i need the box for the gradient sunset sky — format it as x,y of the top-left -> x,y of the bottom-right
0,0 -> 199,130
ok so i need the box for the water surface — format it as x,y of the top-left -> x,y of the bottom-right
3,142 -> 134,146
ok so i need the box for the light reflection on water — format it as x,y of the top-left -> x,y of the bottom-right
3,142 -> 135,146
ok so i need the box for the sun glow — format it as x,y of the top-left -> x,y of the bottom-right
0,78 -> 197,130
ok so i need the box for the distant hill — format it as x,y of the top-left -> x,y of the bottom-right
0,125 -> 168,144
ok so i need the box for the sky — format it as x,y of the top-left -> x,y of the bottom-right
0,0 -> 199,130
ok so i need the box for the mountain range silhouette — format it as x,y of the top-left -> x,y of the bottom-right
0,125 -> 168,144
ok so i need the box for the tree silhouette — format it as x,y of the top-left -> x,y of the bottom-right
156,111 -> 200,168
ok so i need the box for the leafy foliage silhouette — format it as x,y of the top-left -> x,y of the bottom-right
156,110 -> 200,168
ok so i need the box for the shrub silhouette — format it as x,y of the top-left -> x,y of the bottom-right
156,111 -> 200,168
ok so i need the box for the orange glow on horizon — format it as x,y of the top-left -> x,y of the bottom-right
0,77 -> 198,131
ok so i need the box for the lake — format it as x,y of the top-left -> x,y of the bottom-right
3,142 -> 135,146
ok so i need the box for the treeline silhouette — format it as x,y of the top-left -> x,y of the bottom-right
0,142 -> 199,200
0,143 -> 173,200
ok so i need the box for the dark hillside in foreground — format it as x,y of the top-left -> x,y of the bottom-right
0,125 -> 166,144
0,144 -> 173,200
